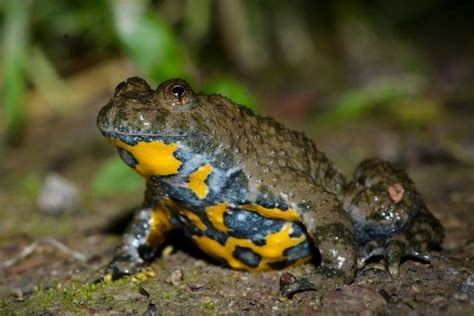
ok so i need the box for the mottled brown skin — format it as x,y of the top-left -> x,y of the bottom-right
96,77 -> 444,297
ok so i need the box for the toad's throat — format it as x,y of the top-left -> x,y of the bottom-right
109,138 -> 182,177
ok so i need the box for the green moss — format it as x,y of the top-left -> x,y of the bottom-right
201,299 -> 217,312
5,279 -> 141,314
184,270 -> 202,282
28,283 -> 107,312
19,172 -> 42,200
160,291 -> 174,300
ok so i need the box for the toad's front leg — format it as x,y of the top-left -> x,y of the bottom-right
102,203 -> 173,280
280,181 -> 356,297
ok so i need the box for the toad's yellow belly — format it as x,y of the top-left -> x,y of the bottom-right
153,199 -> 314,271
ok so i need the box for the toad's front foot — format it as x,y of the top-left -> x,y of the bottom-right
90,205 -> 170,283
102,255 -> 145,281
87,253 -> 147,284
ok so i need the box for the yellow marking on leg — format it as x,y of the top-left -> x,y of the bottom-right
147,205 -> 173,247
239,204 -> 301,221
187,164 -> 213,199
178,208 -> 207,231
192,222 -> 308,271
205,203 -> 230,233
110,139 -> 182,177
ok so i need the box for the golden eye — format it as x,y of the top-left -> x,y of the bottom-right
158,79 -> 196,109
170,84 -> 186,100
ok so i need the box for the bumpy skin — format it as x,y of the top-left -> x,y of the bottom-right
96,77 -> 444,296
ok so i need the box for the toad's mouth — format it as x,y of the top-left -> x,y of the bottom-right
100,130 -> 205,146
101,129 -> 190,138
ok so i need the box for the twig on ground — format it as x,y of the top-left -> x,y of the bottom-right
1,238 -> 87,268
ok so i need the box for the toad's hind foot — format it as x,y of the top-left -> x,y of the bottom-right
345,158 -> 444,275
357,205 -> 443,275
357,235 -> 432,276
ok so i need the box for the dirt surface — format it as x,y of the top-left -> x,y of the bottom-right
1,97 -> 473,314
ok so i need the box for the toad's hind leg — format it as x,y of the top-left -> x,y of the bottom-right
343,158 -> 444,275
101,204 -> 173,280
280,176 -> 356,297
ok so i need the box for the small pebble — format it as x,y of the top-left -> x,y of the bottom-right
11,289 -> 24,302
445,267 -> 458,275
411,284 -> 421,293
430,296 -> 445,305
37,173 -> 78,215
454,292 -> 468,301
168,268 -> 183,286
188,284 -> 204,292
460,275 -> 474,294
279,272 -> 297,290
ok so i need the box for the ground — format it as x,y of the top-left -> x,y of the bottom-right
0,98 -> 473,314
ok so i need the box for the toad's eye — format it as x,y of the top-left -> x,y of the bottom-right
158,78 -> 196,109
170,84 -> 186,100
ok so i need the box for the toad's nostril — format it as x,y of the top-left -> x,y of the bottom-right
170,85 -> 186,99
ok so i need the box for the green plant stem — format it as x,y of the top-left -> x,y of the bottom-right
3,0 -> 32,144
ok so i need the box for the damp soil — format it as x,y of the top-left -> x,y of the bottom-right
0,100 -> 473,315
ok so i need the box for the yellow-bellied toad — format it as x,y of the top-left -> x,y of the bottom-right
96,77 -> 444,296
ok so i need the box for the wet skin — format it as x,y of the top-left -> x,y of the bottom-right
97,77 -> 444,296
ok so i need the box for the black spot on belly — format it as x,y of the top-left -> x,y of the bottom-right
204,228 -> 228,246
233,246 -> 262,268
170,215 -> 203,237
283,240 -> 312,260
288,222 -> 305,238
267,239 -> 313,270
118,147 -> 138,168
267,259 -> 293,270
224,209 -> 285,246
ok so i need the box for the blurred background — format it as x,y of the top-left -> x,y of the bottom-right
0,1 -> 474,311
